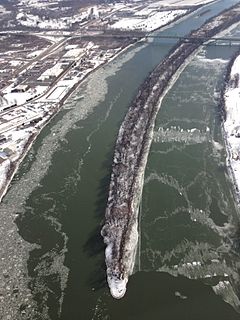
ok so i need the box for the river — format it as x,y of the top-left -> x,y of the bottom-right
2,0 -> 240,319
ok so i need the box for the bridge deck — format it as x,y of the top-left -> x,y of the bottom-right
146,34 -> 240,42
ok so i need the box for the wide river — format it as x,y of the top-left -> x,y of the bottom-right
2,0 -> 240,319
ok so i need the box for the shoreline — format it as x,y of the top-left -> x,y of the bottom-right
220,49 -> 240,206
102,2 -> 240,299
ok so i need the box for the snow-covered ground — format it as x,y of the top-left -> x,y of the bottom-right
63,48 -> 85,59
0,127 -> 34,194
46,86 -> 68,101
16,9 -> 92,30
111,9 -> 187,32
16,3 -> 103,30
223,55 -> 240,197
9,60 -> 23,67
0,159 -> 10,190
2,86 -> 47,107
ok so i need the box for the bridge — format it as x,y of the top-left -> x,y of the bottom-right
1,31 -> 240,46
145,34 -> 240,46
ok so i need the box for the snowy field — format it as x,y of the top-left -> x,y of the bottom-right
223,55 -> 240,197
110,0 -> 216,32
16,9 -> 93,30
111,9 -> 187,32
46,86 -> 68,101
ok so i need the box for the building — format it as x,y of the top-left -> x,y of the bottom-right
0,151 -> 8,160
11,84 -> 29,93
0,135 -> 7,145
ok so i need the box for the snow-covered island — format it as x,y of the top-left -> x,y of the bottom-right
223,54 -> 240,200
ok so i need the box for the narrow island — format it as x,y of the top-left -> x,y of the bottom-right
101,3 -> 240,299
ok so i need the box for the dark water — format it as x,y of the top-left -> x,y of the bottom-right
98,272 -> 240,320
2,0 -> 240,319
141,45 -> 240,287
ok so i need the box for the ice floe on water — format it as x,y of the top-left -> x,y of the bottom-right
191,48 -> 229,67
212,140 -> 224,151
153,126 -> 207,144
196,55 -> 229,66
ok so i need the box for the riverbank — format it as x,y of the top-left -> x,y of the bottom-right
221,51 -> 240,204
102,2 -> 240,299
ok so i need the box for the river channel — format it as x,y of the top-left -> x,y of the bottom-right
2,0 -> 240,319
